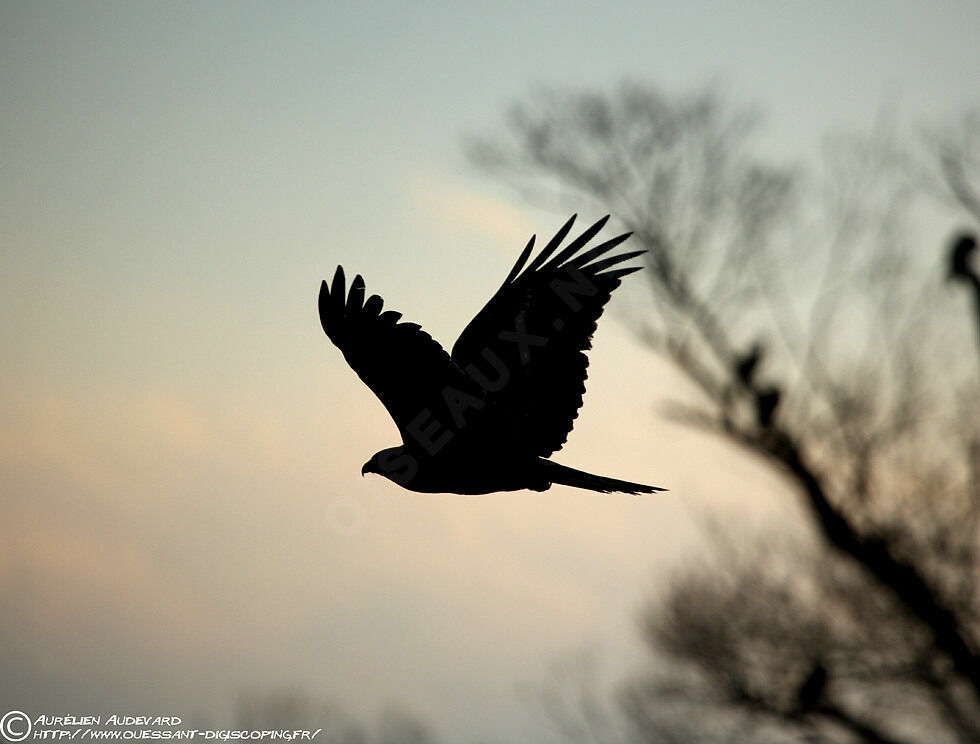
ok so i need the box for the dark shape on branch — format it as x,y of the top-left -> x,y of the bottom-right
948,232 -> 977,282
946,231 -> 980,353
796,660 -> 827,715
734,342 -> 764,387
318,215 -> 664,495
755,386 -> 781,428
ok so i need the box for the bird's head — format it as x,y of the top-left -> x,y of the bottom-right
361,446 -> 418,487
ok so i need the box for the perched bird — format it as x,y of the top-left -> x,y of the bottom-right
318,215 -> 664,495
948,232 -> 977,282
734,342 -> 764,387
946,231 -> 980,352
755,386 -> 781,428
797,660 -> 828,715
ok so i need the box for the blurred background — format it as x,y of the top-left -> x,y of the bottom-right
2,2 -> 979,742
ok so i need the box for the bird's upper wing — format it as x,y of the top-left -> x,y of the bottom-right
450,215 -> 644,457
319,267 -> 477,443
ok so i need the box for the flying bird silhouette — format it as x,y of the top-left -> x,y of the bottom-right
318,215 -> 664,495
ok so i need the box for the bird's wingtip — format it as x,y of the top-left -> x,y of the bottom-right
634,485 -> 668,494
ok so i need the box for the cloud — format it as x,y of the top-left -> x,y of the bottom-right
408,173 -> 536,249
0,503 -> 215,654
0,389 -> 216,501
0,373 -> 701,737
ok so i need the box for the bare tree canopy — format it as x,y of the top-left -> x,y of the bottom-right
473,82 -> 980,743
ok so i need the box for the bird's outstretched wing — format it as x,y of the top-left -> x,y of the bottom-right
451,215 -> 644,457
319,267 -> 475,442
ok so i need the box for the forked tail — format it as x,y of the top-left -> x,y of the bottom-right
540,459 -> 665,495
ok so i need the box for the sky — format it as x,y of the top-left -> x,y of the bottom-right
1,2 -> 979,742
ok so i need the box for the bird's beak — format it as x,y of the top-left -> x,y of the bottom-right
361,463 -> 369,477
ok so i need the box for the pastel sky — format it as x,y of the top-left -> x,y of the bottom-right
2,2 -> 978,741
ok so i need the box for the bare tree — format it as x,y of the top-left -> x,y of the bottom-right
635,533 -> 966,743
472,83 -> 980,743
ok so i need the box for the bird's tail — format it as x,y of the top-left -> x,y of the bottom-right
539,459 -> 665,495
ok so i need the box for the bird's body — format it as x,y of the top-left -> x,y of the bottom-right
363,447 -> 543,495
318,215 -> 664,495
